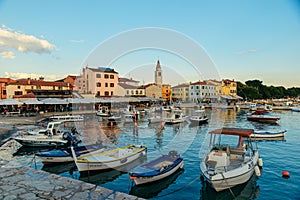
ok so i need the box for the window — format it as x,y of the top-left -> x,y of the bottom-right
104,91 -> 109,96
86,75 -> 88,79
191,86 -> 193,89
202,86 -> 204,89
196,86 -> 199,89
105,83 -> 108,87
53,86 -> 55,90
110,75 -> 114,79
110,83 -> 114,87
136,90 -> 138,94
196,92 -> 199,95
139,90 -> 143,94
96,91 -> 100,96
96,74 -> 101,78
97,82 -> 101,87
111,91 -> 113,96
191,93 -> 193,95
17,86 -> 20,89
127,91 -> 129,94
104,74 -> 109,79
14,91 -> 22,95
3,90 -> 6,95
131,90 -> 134,94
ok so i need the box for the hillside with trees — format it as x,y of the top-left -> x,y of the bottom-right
237,80 -> 300,100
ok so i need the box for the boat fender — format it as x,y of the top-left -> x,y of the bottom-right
258,157 -> 263,168
254,166 -> 261,177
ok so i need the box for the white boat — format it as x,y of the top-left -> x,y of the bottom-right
200,128 -> 261,192
291,106 -> 300,112
189,110 -> 208,126
71,144 -> 147,172
164,109 -> 186,124
13,122 -> 81,147
96,106 -> 112,117
49,114 -> 84,122
148,116 -> 164,124
251,130 -> 287,138
129,151 -> 184,185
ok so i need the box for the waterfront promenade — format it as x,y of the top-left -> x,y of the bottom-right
0,137 -> 143,200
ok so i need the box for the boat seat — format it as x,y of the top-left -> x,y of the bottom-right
206,160 -> 217,169
229,147 -> 245,155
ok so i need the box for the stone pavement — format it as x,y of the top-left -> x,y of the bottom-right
0,140 -> 143,200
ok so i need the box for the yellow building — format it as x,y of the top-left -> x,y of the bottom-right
162,84 -> 171,101
221,79 -> 237,96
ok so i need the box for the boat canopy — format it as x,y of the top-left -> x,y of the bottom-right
209,128 -> 254,137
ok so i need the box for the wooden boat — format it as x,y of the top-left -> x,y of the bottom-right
164,109 -> 187,124
49,114 -> 84,122
13,122 -> 81,147
36,144 -> 103,164
129,151 -> 184,185
189,110 -> 208,126
96,106 -> 112,117
291,106 -> 300,112
71,144 -> 147,172
200,128 -> 261,192
250,130 -> 287,138
247,110 -> 280,124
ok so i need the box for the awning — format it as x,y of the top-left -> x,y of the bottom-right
41,98 -> 68,104
21,98 -> 44,105
0,99 -> 20,105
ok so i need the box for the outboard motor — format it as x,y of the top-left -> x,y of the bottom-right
63,131 -> 81,146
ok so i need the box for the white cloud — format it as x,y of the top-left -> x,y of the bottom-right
236,49 -> 257,55
0,26 -> 55,56
0,51 -> 15,59
4,72 -> 66,81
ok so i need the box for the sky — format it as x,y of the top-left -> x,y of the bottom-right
0,0 -> 299,88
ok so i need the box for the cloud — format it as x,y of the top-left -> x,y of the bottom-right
236,49 -> 257,55
4,72 -> 66,81
0,51 -> 15,59
69,39 -> 84,43
0,26 -> 55,56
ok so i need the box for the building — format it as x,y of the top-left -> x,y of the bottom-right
189,81 -> 216,103
77,66 -> 119,97
139,83 -> 162,98
5,78 -> 72,99
118,77 -> 140,87
154,60 -> 162,87
115,83 -> 145,97
206,80 -> 222,95
162,84 -> 171,101
172,83 -> 190,102
0,78 -> 16,99
221,79 -> 237,96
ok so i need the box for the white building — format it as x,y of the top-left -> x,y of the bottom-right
189,81 -> 216,103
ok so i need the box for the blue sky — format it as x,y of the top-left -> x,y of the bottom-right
0,0 -> 299,87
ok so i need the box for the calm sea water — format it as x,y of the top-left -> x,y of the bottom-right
10,109 -> 300,200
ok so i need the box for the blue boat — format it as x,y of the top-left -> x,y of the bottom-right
36,144 -> 103,164
129,151 -> 184,185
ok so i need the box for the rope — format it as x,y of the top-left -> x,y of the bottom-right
155,175 -> 200,198
221,172 -> 236,198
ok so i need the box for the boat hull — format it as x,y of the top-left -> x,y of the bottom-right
200,151 -> 259,192
132,159 -> 184,185
247,116 -> 279,124
74,146 -> 147,172
14,137 -> 68,147
250,130 -> 286,138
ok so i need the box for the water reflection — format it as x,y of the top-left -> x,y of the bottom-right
200,174 -> 260,200
129,169 -> 184,199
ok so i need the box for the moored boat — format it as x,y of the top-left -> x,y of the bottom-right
71,144 -> 147,172
189,110 -> 208,126
247,110 -> 280,124
36,143 -> 103,164
129,150 -> 184,185
200,128 -> 261,192
96,106 -> 112,117
251,130 -> 287,138
164,109 -> 187,124
291,106 -> 300,112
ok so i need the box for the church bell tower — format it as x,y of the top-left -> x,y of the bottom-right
155,60 -> 162,86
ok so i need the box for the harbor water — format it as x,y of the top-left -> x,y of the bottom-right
4,108 -> 300,200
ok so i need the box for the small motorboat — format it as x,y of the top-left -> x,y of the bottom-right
71,144 -> 147,172
189,110 -> 208,126
250,130 -> 287,138
96,106 -> 112,117
164,109 -> 187,124
36,143 -> 104,164
247,110 -> 280,124
291,106 -> 300,112
200,128 -> 262,192
129,151 -> 184,185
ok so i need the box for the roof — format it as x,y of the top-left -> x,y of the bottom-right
172,83 -> 190,89
87,67 -> 118,74
138,83 -> 157,89
9,79 -> 68,87
118,83 -> 138,89
0,78 -> 16,83
209,128 -> 254,137
190,81 -> 207,85
119,77 -> 139,83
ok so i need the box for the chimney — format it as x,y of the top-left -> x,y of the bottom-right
27,78 -> 31,85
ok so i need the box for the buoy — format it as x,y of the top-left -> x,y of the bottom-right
282,171 -> 290,178
258,157 -> 263,168
254,166 -> 261,177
